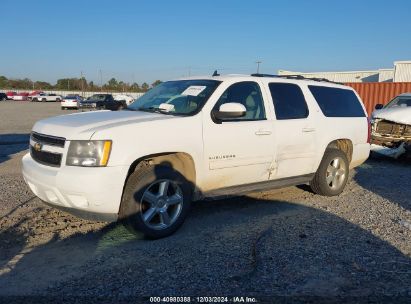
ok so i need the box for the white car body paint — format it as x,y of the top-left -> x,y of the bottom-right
22,75 -> 370,220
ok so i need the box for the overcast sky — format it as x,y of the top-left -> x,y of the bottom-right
1,0 -> 411,84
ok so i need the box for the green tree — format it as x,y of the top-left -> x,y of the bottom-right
151,80 -> 162,87
0,76 -> 8,88
141,82 -> 149,92
107,78 -> 118,90
34,81 -> 53,90
130,82 -> 140,92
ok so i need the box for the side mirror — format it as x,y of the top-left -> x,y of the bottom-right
375,103 -> 384,110
213,102 -> 246,121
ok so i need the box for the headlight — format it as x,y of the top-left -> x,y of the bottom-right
66,140 -> 112,167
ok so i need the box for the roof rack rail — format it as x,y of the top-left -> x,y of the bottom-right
250,73 -> 343,85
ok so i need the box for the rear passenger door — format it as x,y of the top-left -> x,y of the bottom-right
268,82 -> 318,178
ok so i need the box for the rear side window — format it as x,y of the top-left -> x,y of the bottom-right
308,86 -> 365,117
269,83 -> 309,120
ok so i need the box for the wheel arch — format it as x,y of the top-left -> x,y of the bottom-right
126,152 -> 197,187
326,139 -> 353,163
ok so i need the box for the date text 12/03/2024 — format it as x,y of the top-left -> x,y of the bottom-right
149,296 -> 258,303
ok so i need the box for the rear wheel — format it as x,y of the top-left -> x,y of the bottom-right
32,98 -> 38,102
119,165 -> 191,239
310,148 -> 349,196
41,98 -> 46,102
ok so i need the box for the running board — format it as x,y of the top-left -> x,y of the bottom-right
203,173 -> 314,200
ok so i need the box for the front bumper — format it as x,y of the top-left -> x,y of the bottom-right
22,153 -> 129,222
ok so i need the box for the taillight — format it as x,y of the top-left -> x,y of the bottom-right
367,118 -> 371,144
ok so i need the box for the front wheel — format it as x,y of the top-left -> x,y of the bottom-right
310,148 -> 349,196
119,165 -> 191,239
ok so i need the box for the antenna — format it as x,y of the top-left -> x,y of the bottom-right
255,61 -> 262,74
212,70 -> 220,77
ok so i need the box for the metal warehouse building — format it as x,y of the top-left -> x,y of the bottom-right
279,60 -> 411,83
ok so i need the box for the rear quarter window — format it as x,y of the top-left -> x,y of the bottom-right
308,86 -> 365,117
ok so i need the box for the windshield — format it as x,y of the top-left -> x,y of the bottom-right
64,96 -> 77,99
385,96 -> 411,108
87,94 -> 106,101
127,80 -> 221,115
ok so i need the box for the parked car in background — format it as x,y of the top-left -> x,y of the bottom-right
23,74 -> 370,238
114,94 -> 135,105
28,91 -> 44,101
78,94 -> 126,111
6,91 -> 16,100
13,92 -> 30,101
0,93 -> 7,101
61,95 -> 82,110
31,93 -> 62,102
371,93 -> 411,158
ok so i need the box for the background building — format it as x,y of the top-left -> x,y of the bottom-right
279,61 -> 411,83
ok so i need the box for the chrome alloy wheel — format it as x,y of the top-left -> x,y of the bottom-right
140,179 -> 183,230
326,157 -> 346,190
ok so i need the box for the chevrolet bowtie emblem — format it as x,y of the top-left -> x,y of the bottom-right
33,142 -> 42,152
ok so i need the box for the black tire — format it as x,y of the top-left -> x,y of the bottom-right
56,98 -> 61,102
310,148 -> 349,196
32,98 -> 38,102
1,98 -> 6,101
119,165 -> 192,239
41,98 -> 46,102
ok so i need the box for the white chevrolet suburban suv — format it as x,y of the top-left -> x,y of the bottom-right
22,74 -> 370,238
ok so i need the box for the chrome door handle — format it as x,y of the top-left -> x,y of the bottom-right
255,130 -> 272,136
302,127 -> 315,133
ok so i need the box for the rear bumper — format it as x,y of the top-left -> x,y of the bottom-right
22,153 -> 129,222
61,101 -> 78,108
351,143 -> 370,168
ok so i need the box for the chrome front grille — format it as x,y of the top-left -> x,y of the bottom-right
31,132 -> 66,147
30,132 -> 66,167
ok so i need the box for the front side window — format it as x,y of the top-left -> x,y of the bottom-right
128,80 -> 221,116
309,85 -> 366,117
213,81 -> 266,121
88,94 -> 107,101
269,83 -> 309,120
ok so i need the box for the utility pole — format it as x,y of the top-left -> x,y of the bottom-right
256,61 -> 262,74
99,69 -> 103,92
80,71 -> 84,97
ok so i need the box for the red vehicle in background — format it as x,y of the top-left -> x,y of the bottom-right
14,92 -> 30,101
6,91 -> 16,100
28,90 -> 43,101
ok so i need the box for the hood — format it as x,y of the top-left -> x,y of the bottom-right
372,106 -> 411,125
32,110 -> 174,140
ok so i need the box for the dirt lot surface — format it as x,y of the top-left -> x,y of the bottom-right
0,101 -> 410,302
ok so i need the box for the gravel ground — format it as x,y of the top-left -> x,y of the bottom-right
0,102 -> 410,302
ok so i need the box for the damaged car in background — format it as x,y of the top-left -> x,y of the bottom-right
371,93 -> 411,159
